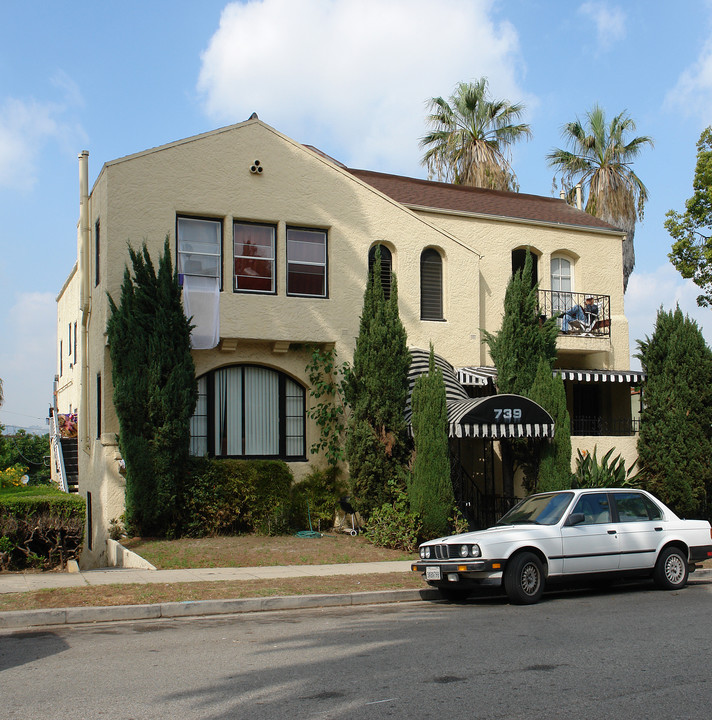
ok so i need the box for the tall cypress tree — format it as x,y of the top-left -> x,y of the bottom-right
107,238 -> 197,536
344,248 -> 410,518
637,306 -> 712,517
528,357 -> 572,492
408,345 -> 454,537
482,250 -> 559,495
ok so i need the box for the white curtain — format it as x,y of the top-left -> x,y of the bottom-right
182,275 -> 220,349
214,368 -> 242,456
244,367 -> 279,455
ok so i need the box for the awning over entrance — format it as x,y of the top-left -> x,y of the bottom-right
408,349 -> 554,439
457,365 -> 646,387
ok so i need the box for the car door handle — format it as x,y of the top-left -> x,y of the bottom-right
655,527 -> 663,531
607,530 -> 617,534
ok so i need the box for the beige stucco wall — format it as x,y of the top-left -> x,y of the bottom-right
55,265 -> 81,415
59,117 -> 638,565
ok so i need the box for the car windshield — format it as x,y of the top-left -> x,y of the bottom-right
497,492 -> 574,526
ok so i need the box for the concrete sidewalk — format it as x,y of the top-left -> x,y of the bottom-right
0,560 -> 414,595
0,560 -> 426,629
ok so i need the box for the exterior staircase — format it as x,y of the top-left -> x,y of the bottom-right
59,437 -> 79,493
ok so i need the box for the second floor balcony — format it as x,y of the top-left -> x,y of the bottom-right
538,289 -> 611,337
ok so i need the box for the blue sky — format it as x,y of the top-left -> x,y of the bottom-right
1,0 -> 711,430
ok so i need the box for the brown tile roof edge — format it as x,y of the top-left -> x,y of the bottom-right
346,167 -> 622,233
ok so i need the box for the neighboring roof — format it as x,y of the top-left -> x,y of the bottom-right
407,348 -> 554,439
457,365 -> 646,386
347,168 -> 622,233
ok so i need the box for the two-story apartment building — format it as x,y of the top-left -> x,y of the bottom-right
55,116 -> 643,566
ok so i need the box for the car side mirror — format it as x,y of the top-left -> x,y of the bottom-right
565,512 -> 585,526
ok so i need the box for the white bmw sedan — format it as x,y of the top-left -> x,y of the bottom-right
411,488 -> 712,604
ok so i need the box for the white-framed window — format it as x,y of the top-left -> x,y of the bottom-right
286,227 -> 327,297
177,216 -> 222,282
190,366 -> 306,459
551,256 -> 573,313
234,222 -> 276,293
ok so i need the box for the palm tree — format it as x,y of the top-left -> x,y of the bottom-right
420,78 -> 531,192
547,105 -> 653,291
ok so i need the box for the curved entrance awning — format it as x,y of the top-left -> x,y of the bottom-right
447,394 -> 555,439
408,348 -> 554,439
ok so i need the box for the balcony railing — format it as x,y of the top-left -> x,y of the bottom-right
571,416 -> 641,437
538,290 -> 611,337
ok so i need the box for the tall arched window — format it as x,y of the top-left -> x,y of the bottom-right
551,256 -> 573,314
368,244 -> 392,299
511,248 -> 538,285
420,248 -> 443,320
190,365 -> 305,459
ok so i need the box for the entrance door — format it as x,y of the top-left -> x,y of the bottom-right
572,384 -> 602,436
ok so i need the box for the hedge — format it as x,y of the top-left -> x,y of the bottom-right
0,487 -> 85,570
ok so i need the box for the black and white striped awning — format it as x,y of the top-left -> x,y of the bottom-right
408,349 -> 554,439
553,369 -> 646,383
457,365 -> 646,386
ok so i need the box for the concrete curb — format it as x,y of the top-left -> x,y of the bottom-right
0,588 -> 442,629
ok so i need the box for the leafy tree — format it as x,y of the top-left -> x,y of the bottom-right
527,358 -> 572,493
547,105 -> 653,291
0,429 -> 51,485
344,248 -> 410,518
420,77 -> 531,191
482,250 -> 558,495
408,345 -> 454,537
666,126 -> 712,307
107,238 -> 197,536
636,306 -> 712,517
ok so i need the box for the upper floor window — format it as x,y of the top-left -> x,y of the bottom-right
177,216 -> 222,282
287,227 -> 327,297
368,244 -> 392,300
94,220 -> 100,287
511,248 -> 538,285
234,222 -> 276,294
551,256 -> 573,293
420,248 -> 443,320
189,365 -> 305,460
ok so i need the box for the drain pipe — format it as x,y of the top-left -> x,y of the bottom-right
78,151 -> 91,454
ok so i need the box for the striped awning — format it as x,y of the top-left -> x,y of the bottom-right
554,369 -> 646,384
408,349 -> 554,439
457,365 -> 646,386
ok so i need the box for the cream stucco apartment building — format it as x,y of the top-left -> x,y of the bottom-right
54,116 -> 643,567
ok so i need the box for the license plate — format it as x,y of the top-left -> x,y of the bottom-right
425,566 -> 441,581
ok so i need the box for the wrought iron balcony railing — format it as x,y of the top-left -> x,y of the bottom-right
538,290 -> 611,337
571,416 -> 641,437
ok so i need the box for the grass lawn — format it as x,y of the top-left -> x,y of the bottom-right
121,532 -> 413,569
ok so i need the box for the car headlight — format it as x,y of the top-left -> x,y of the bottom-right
471,544 -> 481,558
459,544 -> 469,557
420,546 -> 431,559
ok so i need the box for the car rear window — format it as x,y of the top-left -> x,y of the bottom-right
613,492 -> 662,522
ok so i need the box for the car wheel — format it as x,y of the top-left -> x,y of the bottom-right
504,552 -> 545,605
653,546 -> 689,590
438,586 -> 471,602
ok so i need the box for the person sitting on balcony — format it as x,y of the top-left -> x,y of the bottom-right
560,296 -> 598,333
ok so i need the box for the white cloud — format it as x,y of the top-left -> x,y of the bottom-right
0,72 -> 86,191
578,2 -> 626,52
625,264 -> 712,369
0,292 -> 57,426
197,0 -> 528,175
665,39 -> 712,123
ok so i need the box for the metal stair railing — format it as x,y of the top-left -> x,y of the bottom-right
50,378 -> 69,493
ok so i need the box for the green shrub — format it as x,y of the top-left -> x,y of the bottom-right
181,458 -> 294,537
0,489 -> 85,570
573,446 -> 639,488
290,466 -> 346,531
365,481 -> 422,552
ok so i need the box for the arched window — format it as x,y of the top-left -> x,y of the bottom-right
420,249 -> 443,320
368,244 -> 392,299
551,256 -> 573,314
190,365 -> 305,459
511,248 -> 538,285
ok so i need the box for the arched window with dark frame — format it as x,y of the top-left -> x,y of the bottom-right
189,365 -> 306,460
368,244 -> 392,300
511,248 -> 538,285
420,248 -> 443,320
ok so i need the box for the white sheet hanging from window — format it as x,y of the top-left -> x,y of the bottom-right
182,275 -> 220,349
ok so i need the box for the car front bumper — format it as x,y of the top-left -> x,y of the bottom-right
411,559 -> 505,586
